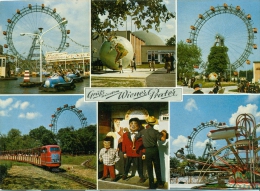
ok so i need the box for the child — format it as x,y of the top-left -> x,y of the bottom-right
99,136 -> 120,181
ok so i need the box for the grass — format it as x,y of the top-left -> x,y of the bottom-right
61,154 -> 96,168
0,155 -> 97,189
91,77 -> 146,87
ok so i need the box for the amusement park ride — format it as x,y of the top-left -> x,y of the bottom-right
2,3 -> 88,81
2,4 -> 70,72
186,3 -> 258,72
176,113 -> 260,189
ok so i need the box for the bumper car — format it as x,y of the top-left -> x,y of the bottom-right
66,73 -> 83,82
39,75 -> 76,92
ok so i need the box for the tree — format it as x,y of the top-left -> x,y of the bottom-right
206,46 -> 229,76
177,40 -> 202,78
91,0 -> 175,38
57,127 -> 82,154
6,129 -> 23,150
239,69 -> 253,81
77,125 -> 97,154
170,156 -> 180,169
29,126 -> 57,146
165,35 -> 176,46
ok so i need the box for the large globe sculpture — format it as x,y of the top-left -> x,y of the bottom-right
99,36 -> 134,70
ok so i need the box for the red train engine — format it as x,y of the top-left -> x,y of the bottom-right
0,145 -> 61,170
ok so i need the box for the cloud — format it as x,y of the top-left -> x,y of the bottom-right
0,98 -> 13,109
18,112 -> 42,119
229,104 -> 260,126
75,97 -> 86,108
172,135 -> 187,150
20,101 -> 30,110
185,98 -> 198,111
0,110 -> 10,117
12,101 -> 21,109
246,95 -> 260,103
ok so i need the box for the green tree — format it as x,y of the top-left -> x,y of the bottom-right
57,127 -> 82,154
29,126 -> 57,146
170,156 -> 180,169
177,40 -> 202,78
239,69 -> 253,81
6,129 -> 23,150
77,125 -> 97,154
0,134 -> 8,151
206,46 -> 229,76
91,0 -> 175,37
165,35 -> 176,46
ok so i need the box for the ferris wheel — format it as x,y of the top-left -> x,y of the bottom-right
186,3 -> 258,70
185,120 -> 227,158
49,104 -> 87,134
3,4 -> 69,65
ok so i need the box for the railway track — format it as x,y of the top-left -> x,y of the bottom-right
54,172 -> 97,189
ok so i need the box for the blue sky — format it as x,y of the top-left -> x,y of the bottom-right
0,0 -> 90,57
177,0 -> 260,72
170,94 -> 260,157
0,95 -> 97,135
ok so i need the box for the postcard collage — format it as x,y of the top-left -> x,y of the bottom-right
0,0 -> 260,190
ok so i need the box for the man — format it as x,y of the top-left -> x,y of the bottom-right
164,53 -> 171,73
193,84 -> 204,94
134,116 -> 168,189
121,118 -> 145,183
149,53 -> 155,71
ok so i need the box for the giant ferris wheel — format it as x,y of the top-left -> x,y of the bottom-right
3,4 -> 70,70
186,3 -> 258,70
49,104 -> 87,134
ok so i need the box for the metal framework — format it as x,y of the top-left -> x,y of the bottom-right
185,120 -> 219,156
4,4 -> 67,60
198,114 -> 260,188
49,104 -> 87,134
187,4 -> 256,70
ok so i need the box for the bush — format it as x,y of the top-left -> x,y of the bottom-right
0,164 -> 8,183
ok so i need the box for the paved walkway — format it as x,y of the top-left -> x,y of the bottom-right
91,68 -> 176,87
146,68 -> 176,87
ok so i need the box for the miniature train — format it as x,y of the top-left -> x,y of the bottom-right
0,145 -> 61,170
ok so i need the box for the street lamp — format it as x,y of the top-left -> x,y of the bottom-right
20,19 -> 67,82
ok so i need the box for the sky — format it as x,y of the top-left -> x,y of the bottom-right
177,0 -> 260,72
100,0 -> 176,44
0,0 -> 90,58
0,95 -> 97,135
170,94 -> 260,157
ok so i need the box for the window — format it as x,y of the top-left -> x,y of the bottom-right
50,147 -> 60,152
147,51 -> 158,62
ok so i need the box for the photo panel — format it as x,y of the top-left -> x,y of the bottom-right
0,0 -> 91,94
177,0 -> 260,94
91,0 -> 176,87
170,94 -> 260,189
0,95 -> 97,190
98,102 -> 169,189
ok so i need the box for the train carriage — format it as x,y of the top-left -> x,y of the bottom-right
0,145 -> 61,170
